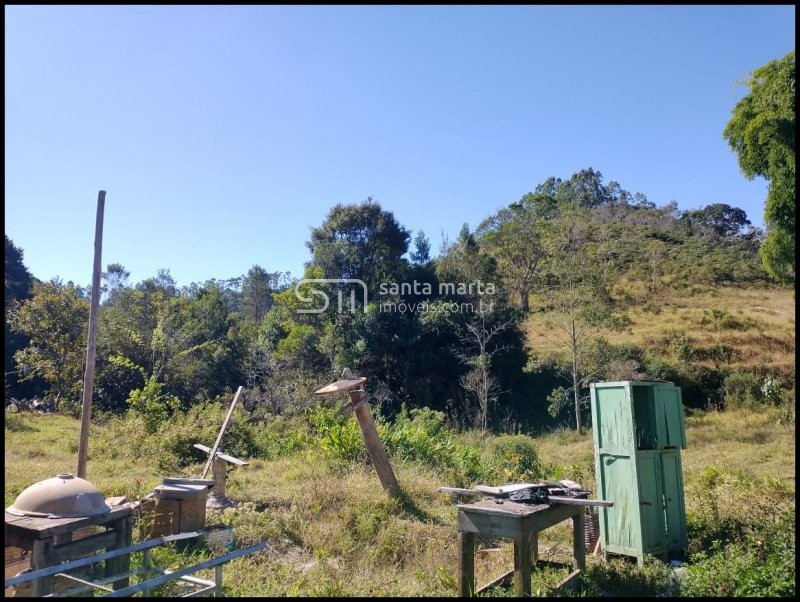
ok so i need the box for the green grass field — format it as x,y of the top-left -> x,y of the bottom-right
4,402 -> 794,597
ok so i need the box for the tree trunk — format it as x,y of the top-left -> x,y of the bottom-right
519,285 -> 530,313
571,317 -> 582,434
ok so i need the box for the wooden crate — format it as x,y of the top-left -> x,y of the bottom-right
139,483 -> 209,539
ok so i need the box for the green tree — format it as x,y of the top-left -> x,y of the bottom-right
723,50 -> 795,285
555,167 -> 614,208
152,284 -> 242,404
241,265 -> 275,324
531,208 -> 629,433
436,224 -> 499,290
92,271 -> 180,412
10,280 -> 89,412
5,236 -> 36,397
101,262 -> 130,305
681,203 -> 751,240
5,235 -> 34,305
307,198 -> 411,291
477,193 -> 553,313
410,230 -> 431,265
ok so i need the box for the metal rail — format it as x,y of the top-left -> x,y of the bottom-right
4,531 -> 267,598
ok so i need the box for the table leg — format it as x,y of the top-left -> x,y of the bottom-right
457,531 -> 475,597
106,516 -> 132,590
572,509 -> 585,572
514,530 -> 532,597
30,538 -> 54,596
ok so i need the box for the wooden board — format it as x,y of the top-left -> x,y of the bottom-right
163,477 -> 216,487
473,483 -> 544,496
314,377 -> 366,395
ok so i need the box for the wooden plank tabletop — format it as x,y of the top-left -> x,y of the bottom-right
4,505 -> 132,538
456,498 -> 551,517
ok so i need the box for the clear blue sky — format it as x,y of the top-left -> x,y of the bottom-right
5,5 -> 795,288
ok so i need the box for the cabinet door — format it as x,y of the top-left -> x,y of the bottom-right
598,454 -> 642,554
656,385 -> 687,449
660,451 -> 687,549
636,453 -> 666,552
592,384 -> 636,453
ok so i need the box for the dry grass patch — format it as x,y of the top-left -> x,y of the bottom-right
525,285 -> 795,378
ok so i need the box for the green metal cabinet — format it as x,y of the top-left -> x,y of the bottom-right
590,380 -> 688,565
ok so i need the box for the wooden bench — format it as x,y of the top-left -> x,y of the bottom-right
456,498 -> 585,596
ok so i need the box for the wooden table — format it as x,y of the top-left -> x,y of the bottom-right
4,504 -> 133,596
456,498 -> 585,596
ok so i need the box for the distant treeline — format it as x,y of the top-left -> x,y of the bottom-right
4,167 -> 787,432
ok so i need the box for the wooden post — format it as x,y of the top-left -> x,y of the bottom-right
572,508 -> 586,572
77,190 -> 105,479
347,387 -> 401,499
201,386 -> 243,479
30,539 -> 53,597
106,515 -> 132,590
211,457 -> 226,498
513,530 -> 533,596
457,531 -> 475,597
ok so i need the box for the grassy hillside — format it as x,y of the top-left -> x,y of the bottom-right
525,285 -> 795,408
4,403 -> 794,597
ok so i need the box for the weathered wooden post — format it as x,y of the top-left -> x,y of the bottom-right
314,370 -> 401,499
77,190 -> 105,479
190,443 -> 248,507
201,386 -> 243,479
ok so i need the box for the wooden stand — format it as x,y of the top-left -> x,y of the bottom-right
314,374 -> 401,499
192,443 -> 249,507
140,483 -> 209,539
4,504 -> 133,596
456,499 -> 585,597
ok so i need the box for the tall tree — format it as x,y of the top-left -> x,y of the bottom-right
307,198 -> 411,291
555,167 -> 614,208
5,236 -> 36,397
241,265 -> 275,324
453,304 -> 514,431
9,280 -> 89,412
5,235 -> 33,305
531,208 -> 628,433
101,263 -> 130,305
152,284 -> 241,404
410,230 -> 431,265
436,224 -> 498,290
477,193 -> 553,313
680,204 -> 752,240
723,50 -> 795,285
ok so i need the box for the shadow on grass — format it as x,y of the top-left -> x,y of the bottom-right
396,490 -> 446,525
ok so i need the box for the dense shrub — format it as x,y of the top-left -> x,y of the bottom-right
305,402 -> 367,463
641,354 -> 680,382
488,434 -> 541,482
580,555 -> 673,597
305,401 -> 485,486
682,508 -> 795,597
127,377 -> 180,435
153,397 -> 270,472
722,371 -> 762,410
